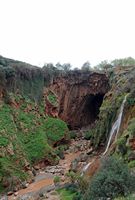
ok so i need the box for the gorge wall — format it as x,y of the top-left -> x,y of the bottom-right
45,71 -> 109,129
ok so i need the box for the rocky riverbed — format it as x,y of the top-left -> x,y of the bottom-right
4,137 -> 93,200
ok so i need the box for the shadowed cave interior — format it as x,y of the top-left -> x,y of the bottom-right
73,93 -> 105,129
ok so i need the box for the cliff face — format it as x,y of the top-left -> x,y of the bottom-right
45,71 -> 109,129
91,66 -> 135,150
0,56 -> 44,102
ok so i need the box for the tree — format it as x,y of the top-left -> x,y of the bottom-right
55,62 -> 63,70
42,63 -> 59,85
111,57 -> 135,67
56,62 -> 72,72
62,63 -> 72,72
83,157 -> 135,200
94,60 -> 113,71
81,61 -> 91,71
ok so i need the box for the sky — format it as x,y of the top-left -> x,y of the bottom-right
0,0 -> 135,68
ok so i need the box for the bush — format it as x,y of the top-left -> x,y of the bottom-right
128,160 -> 135,168
83,157 -> 135,200
117,136 -> 128,156
70,131 -> 77,139
47,92 -> 57,106
53,176 -> 61,184
44,117 -> 69,145
0,136 -> 9,147
84,129 -> 94,140
57,187 -> 77,200
56,146 -> 65,159
127,118 -> 135,136
66,171 -> 77,183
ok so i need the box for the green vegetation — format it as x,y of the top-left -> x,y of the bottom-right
94,57 -> 135,70
127,118 -> 135,136
44,117 -> 69,145
116,136 -> 128,156
55,145 -> 68,159
53,176 -> 61,185
111,57 -> 135,67
0,136 -> 9,147
81,61 -> 92,71
69,131 -> 77,139
92,95 -> 125,147
115,196 -> 135,200
0,95 -> 69,192
84,129 -> 94,140
127,97 -> 135,106
66,171 -> 78,183
83,157 -> 135,200
47,92 -> 58,106
128,160 -> 135,168
57,188 -> 76,200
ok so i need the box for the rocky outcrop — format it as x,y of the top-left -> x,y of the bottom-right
45,71 -> 109,128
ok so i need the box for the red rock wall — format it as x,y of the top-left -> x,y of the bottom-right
45,71 -> 109,129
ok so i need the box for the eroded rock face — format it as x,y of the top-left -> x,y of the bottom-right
45,71 -> 109,129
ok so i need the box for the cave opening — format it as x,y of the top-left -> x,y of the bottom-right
78,93 -> 104,128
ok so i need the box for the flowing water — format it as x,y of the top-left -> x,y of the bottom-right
82,94 -> 128,174
103,94 -> 128,155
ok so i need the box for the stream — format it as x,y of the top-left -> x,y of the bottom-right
8,138 -> 92,200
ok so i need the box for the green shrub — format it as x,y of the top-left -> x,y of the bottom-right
44,117 -> 69,145
84,157 -> 135,200
66,171 -> 77,183
127,118 -> 135,136
128,160 -> 135,168
127,98 -> 135,106
57,187 -> 77,200
117,136 -> 128,156
4,66 -> 15,78
53,176 -> 61,184
56,146 -> 65,159
0,136 -> 9,147
70,131 -> 77,139
84,129 -> 94,140
47,92 -> 57,106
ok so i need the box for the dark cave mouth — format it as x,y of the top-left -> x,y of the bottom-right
67,93 -> 105,130
82,93 -> 104,126
77,93 -> 105,129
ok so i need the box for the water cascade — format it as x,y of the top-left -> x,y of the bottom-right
82,94 -> 128,174
103,94 -> 128,155
81,161 -> 93,176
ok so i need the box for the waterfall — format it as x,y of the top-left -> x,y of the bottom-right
81,160 -> 94,176
103,94 -> 128,155
81,94 -> 128,174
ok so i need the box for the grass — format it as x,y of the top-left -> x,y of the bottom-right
44,117 -> 69,145
0,94 -> 69,192
57,188 -> 76,200
47,92 -> 57,106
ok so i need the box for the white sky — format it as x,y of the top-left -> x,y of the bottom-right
0,0 -> 135,68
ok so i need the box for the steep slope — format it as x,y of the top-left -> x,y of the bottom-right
0,55 -> 44,102
92,66 -> 135,157
0,56 -> 69,193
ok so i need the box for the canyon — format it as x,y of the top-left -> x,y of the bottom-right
0,56 -> 135,199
